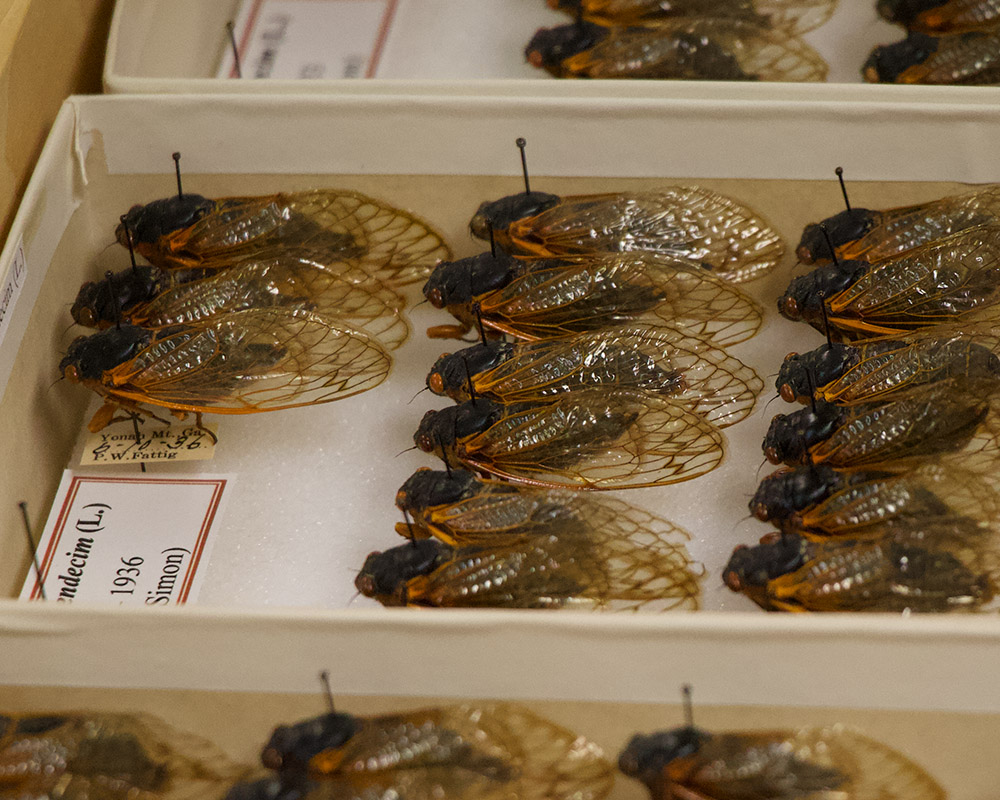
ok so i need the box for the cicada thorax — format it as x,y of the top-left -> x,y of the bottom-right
250,705 -> 612,800
477,188 -> 785,283
764,384 -> 995,469
0,713 -> 247,800
621,724 -> 946,800
126,256 -> 409,351
415,388 -> 724,490
725,526 -> 994,612
428,325 -> 763,427
474,255 -> 762,347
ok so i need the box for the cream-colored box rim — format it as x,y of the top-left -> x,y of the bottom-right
3,93 -> 1000,707
104,0 -> 992,96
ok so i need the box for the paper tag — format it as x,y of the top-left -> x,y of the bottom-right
21,472 -> 231,605
219,0 -> 397,79
0,237 -> 27,350
80,423 -> 218,466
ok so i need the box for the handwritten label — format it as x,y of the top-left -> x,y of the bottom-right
0,236 -> 27,349
80,423 -> 218,466
21,472 -> 231,605
219,0 -> 397,79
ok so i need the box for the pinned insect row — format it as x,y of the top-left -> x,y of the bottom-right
866,0 -> 1000,83
528,0 -> 833,80
359,144 -> 783,608
725,171 -> 1000,612
60,154 -> 452,438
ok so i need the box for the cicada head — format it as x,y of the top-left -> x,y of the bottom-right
469,193 -> 560,241
60,325 -> 153,383
524,21 -> 607,72
71,265 -> 163,329
225,777 -> 308,800
763,402 -> 843,466
777,260 -> 867,322
427,342 -> 516,398
260,712 -> 361,772
422,252 -> 519,309
750,465 -> 845,523
395,468 -> 482,514
796,210 -> 878,264
876,0 -> 941,25
776,344 -> 859,403
414,400 -> 505,454
723,534 -> 808,593
618,727 -> 712,792
863,32 -> 939,83
355,539 -> 449,605
116,194 -> 214,247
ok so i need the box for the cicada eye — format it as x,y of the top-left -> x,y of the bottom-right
428,288 -> 444,309
723,570 -> 743,591
764,447 -> 781,465
779,384 -> 796,403
782,297 -> 800,318
783,352 -> 798,362
354,572 -> 377,598
759,531 -> 781,545
395,489 -> 408,510
78,307 -> 97,327
417,434 -> 434,453
63,364 -> 80,383
428,372 -> 445,395
751,503 -> 770,522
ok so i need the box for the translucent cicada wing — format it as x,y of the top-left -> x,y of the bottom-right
101,308 -> 391,416
559,19 -> 827,82
460,388 -> 724,490
504,189 -> 784,283
478,257 -> 762,347
128,256 -> 409,351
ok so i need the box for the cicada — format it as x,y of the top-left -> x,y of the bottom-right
750,462 -> 1000,536
60,308 -> 391,434
723,524 -> 995,611
864,28 -> 1000,84
620,722 -> 946,797
775,328 -> 1000,406
413,387 -> 724,490
780,225 -> 1000,338
796,186 -> 1000,265
470,187 -> 785,283
117,189 -> 451,286
0,712 -> 248,800
226,703 -> 613,800
72,256 -> 409,351
360,470 -> 701,609
762,382 -> 998,469
548,0 -> 837,34
425,324 -> 763,428
526,18 -> 828,82
878,0 -> 1000,33
440,254 -> 762,347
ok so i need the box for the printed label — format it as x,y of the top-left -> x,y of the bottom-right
0,237 -> 27,349
80,423 -> 218,466
21,472 -> 231,605
219,0 -> 397,79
